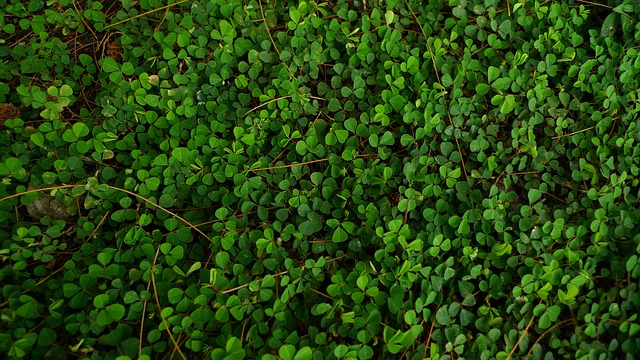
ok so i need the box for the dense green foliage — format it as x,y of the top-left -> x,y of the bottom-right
2,0 -> 640,358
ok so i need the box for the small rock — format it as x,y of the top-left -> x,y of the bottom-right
0,103 -> 20,126
26,190 -> 71,221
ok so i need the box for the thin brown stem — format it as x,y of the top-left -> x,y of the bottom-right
423,314 -> 437,358
151,250 -> 187,360
552,126 -> 595,140
404,0 -> 468,180
221,255 -> 347,294
524,318 -> 576,359
104,0 -> 189,30
258,0 -> 295,79
243,96 -> 292,117
250,154 -> 377,172
506,314 -> 536,360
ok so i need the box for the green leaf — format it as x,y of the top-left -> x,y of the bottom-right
159,194 -> 174,208
280,344 -> 296,360
164,218 -> 179,231
528,189 -> 541,204
47,86 -> 59,97
499,19 -> 512,38
59,84 -> 73,97
440,142 -> 454,157
152,154 -> 167,166
31,133 -> 45,147
296,141 -> 308,155
63,283 -> 80,297
96,310 -> 112,326
146,95 -> 160,107
225,337 -> 245,360
492,77 -> 512,91
93,294 -> 109,308
488,66 -> 500,83
452,6 -> 466,19
332,227 -> 348,243
101,57 -> 119,73
163,48 -> 176,59
389,94 -> 405,112
177,31 -> 190,47
73,123 -> 90,138
436,306 -> 451,325
457,220 -> 470,235
121,62 -> 135,75
215,251 -> 230,268
290,9 -> 301,23
38,327 -> 57,347
387,343 -> 403,354
134,214 -> 150,228
356,275 -> 369,290
475,83 -> 490,96
380,131 -> 395,146
62,129 -> 78,142
167,288 -> 184,304
97,250 -> 114,265
312,303 -> 332,315
500,95 -> 516,114
545,305 -> 561,322
328,98 -> 342,112
172,147 -> 191,163
145,177 -> 160,190
216,306 -> 229,322
601,13 -> 618,37
105,303 -> 125,321
300,220 -> 322,235
385,10 -> 394,25
294,346 -> 312,360
335,129 -> 349,143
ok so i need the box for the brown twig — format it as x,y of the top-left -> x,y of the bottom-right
423,314 -> 437,358
243,96 -> 292,117
138,296 -> 149,357
72,0 -> 97,39
551,126 -> 595,140
524,318 -> 576,359
250,153 -> 378,172
506,314 -> 536,360
84,211 -> 109,243
576,0 -> 612,8
404,0 -> 468,180
310,288 -> 334,300
221,255 -> 347,294
576,0 -> 633,19
107,186 -> 210,241
151,251 -> 187,360
103,0 -> 189,30
257,0 -> 295,79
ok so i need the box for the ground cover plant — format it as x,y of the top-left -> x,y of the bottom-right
1,0 -> 640,358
